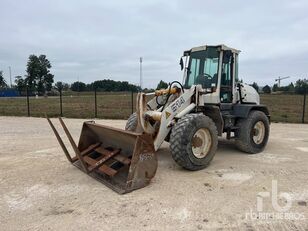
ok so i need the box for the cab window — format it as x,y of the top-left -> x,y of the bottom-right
185,47 -> 220,89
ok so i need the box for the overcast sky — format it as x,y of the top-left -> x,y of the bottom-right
1,0 -> 308,88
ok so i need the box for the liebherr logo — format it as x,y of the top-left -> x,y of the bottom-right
171,97 -> 185,112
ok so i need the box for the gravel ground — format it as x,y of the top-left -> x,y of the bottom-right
0,116 -> 308,230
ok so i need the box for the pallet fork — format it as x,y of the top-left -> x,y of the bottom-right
47,117 -> 157,194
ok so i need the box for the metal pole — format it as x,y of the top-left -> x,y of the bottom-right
8,66 -> 12,88
60,88 -> 63,117
94,88 -> 97,118
302,88 -> 307,123
131,90 -> 134,114
26,86 -> 30,117
139,57 -> 142,91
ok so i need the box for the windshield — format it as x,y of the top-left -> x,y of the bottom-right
185,47 -> 220,88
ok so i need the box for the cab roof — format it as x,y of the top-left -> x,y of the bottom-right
183,44 -> 241,56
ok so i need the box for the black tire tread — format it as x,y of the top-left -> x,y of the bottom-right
170,113 -> 218,171
125,113 -> 137,131
235,110 -> 270,154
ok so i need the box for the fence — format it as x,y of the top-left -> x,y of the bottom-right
260,92 -> 307,123
0,90 -> 307,123
0,89 -> 137,120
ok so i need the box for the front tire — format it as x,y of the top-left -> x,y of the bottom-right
125,113 -> 137,131
235,110 -> 270,154
125,112 -> 171,142
170,114 -> 218,170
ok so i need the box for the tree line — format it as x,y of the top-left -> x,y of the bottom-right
251,80 -> 308,94
1,54 -> 141,95
68,79 -> 141,92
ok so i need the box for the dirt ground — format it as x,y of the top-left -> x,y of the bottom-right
0,117 -> 307,230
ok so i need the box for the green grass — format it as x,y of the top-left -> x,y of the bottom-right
0,92 -> 307,123
260,94 -> 307,123
0,92 -> 137,119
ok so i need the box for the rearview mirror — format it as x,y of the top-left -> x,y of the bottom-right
179,57 -> 184,70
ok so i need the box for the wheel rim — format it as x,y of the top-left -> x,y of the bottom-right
253,121 -> 265,144
191,128 -> 212,158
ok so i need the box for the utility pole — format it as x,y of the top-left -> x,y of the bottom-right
139,57 -> 143,91
8,66 -> 12,88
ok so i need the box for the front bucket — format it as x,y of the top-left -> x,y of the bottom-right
47,118 -> 157,194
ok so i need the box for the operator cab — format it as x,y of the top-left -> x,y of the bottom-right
182,45 -> 240,104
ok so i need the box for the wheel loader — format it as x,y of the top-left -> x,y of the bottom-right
48,44 -> 270,194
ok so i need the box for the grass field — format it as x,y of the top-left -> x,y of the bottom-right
0,92 -> 307,123
0,92 -> 137,119
260,94 -> 307,123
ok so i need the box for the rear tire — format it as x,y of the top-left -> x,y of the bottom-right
125,113 -> 137,131
170,114 -> 218,170
235,110 -> 270,154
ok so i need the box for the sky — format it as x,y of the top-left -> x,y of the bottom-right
0,0 -> 308,88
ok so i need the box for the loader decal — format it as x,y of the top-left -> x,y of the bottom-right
165,111 -> 171,119
171,97 -> 185,112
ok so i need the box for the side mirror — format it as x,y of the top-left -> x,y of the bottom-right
179,57 -> 184,70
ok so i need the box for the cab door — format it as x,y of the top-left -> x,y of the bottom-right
220,50 -> 234,103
